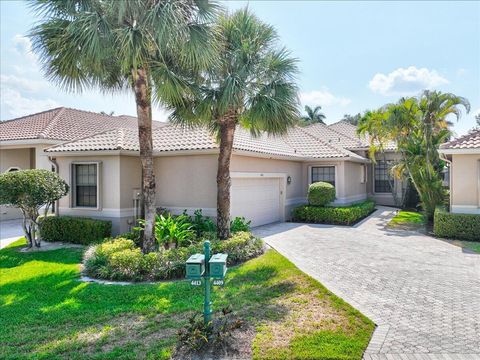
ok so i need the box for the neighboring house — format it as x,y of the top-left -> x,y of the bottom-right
1,107 -> 402,233
439,129 -> 480,214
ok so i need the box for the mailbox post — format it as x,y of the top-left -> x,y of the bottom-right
185,240 -> 228,325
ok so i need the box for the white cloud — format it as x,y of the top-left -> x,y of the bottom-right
1,88 -> 60,118
1,74 -> 46,93
300,89 -> 351,107
368,66 -> 449,96
12,34 -> 38,64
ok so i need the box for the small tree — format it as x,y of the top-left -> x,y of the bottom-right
0,169 -> 69,248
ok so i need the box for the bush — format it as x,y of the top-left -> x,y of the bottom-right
83,232 -> 264,282
308,182 -> 336,206
135,213 -> 195,250
40,216 -> 112,245
434,207 -> 480,241
292,200 -> 375,225
230,217 -> 251,233
0,169 -> 69,248
190,209 -> 217,237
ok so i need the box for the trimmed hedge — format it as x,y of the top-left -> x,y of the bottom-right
308,182 -> 336,206
292,200 -> 376,225
434,207 -> 480,241
40,216 -> 112,245
83,231 -> 264,282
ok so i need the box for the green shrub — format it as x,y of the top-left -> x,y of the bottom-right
230,217 -> 251,233
40,216 -> 111,245
190,209 -> 217,237
135,213 -> 195,250
308,182 -> 336,206
434,207 -> 480,241
292,200 -> 375,225
83,232 -> 264,282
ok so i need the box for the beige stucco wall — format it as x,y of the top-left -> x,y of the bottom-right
302,160 -> 367,206
450,154 -> 480,214
55,155 -> 134,234
343,161 -> 368,202
154,154 -> 218,212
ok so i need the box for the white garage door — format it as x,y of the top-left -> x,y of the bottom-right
231,177 -> 281,227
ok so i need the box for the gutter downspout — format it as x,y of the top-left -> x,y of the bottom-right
439,152 -> 452,212
48,156 -> 60,216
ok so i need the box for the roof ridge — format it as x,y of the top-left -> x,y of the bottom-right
294,126 -> 351,156
321,122 -> 366,147
46,127 -> 124,151
0,106 -> 65,124
39,107 -> 66,139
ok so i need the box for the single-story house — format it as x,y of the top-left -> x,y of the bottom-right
439,129 -> 480,214
1,107 -> 402,234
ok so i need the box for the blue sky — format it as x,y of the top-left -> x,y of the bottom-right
1,0 -> 479,135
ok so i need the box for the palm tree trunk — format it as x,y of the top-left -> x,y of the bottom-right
132,67 -> 156,253
216,113 -> 237,240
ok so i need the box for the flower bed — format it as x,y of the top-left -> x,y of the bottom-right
292,200 -> 376,225
83,231 -> 264,282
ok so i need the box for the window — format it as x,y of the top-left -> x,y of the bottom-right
311,166 -> 335,186
73,163 -> 98,207
374,160 -> 394,193
6,167 -> 20,172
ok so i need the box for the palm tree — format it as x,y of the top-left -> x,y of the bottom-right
170,9 -> 299,239
30,0 -> 218,253
358,90 -> 470,220
302,105 -> 326,124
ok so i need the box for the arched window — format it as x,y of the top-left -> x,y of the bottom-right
6,167 -> 21,172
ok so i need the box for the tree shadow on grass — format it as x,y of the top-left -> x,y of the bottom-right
0,244 -> 83,269
0,251 -> 299,359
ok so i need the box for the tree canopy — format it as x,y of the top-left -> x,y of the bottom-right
170,8 -> 299,238
358,90 -> 470,219
0,169 -> 69,247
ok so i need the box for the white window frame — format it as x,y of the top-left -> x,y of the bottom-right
70,161 -> 102,210
5,166 -> 21,172
310,165 -> 336,187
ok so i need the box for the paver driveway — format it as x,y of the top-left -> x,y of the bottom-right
253,207 -> 480,360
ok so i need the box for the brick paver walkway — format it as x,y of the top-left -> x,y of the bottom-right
253,207 -> 480,360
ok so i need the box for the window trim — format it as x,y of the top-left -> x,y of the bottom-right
310,165 -> 336,188
70,161 -> 102,210
373,160 -> 394,194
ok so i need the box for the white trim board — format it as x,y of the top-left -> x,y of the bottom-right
451,205 -> 480,215
59,207 -> 136,218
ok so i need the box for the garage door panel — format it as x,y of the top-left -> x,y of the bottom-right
231,177 -> 281,227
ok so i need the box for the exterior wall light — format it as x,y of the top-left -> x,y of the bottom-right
287,175 -> 292,185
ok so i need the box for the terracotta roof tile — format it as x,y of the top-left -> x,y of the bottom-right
440,129 -> 480,150
4,107 -> 370,161
328,120 -> 396,151
46,124 -> 362,160
0,107 -> 165,141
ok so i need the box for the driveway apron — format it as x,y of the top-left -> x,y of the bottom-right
253,207 -> 480,360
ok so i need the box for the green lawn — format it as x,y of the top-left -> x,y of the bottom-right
445,240 -> 480,254
0,239 -> 374,360
387,210 -> 425,229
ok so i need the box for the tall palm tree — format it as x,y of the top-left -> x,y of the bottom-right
302,105 -> 326,124
358,90 -> 470,220
30,0 -> 218,253
170,9 -> 299,239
